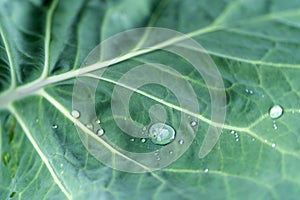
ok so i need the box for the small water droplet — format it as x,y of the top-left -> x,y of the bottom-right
149,123 -> 176,145
235,138 -> 239,142
264,139 -> 268,143
230,130 -> 235,134
252,138 -> 256,141
169,151 -> 173,154
204,168 -> 209,173
71,110 -> 80,118
245,89 -> 254,94
269,105 -> 283,119
140,138 -> 146,143
142,127 -> 147,131
85,123 -> 93,130
273,123 -> 278,130
52,124 -> 58,129
95,119 -> 101,124
130,138 -> 135,142
178,139 -> 184,145
97,129 -> 104,136
156,157 -> 161,161
190,121 -> 197,127
271,143 -> 276,148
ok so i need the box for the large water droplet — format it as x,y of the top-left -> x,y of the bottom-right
148,123 -> 175,145
269,105 -> 283,119
71,110 -> 80,118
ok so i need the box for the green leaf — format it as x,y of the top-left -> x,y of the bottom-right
1,0 -> 300,199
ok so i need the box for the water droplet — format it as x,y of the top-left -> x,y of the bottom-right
204,168 -> 209,173
97,129 -> 104,136
52,124 -> 58,129
95,119 -> 101,124
273,123 -> 278,130
85,123 -> 93,130
169,151 -> 173,154
156,157 -> 161,161
140,138 -> 146,143
269,105 -> 283,119
142,127 -> 147,131
252,138 -> 256,141
235,138 -> 239,142
130,138 -> 135,142
271,143 -> 276,148
71,110 -> 80,118
230,130 -> 235,134
178,139 -> 184,145
245,89 -> 254,94
190,121 -> 197,127
148,123 -> 176,145
264,139 -> 268,143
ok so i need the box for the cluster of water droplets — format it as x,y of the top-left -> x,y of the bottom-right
71,109 -> 105,137
245,88 -> 254,95
230,130 -> 240,142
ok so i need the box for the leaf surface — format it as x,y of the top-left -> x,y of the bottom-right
1,0 -> 300,199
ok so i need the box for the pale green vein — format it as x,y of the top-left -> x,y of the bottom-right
212,0 -> 240,26
0,25 -> 219,110
84,73 -> 219,127
162,168 -> 280,200
0,23 -> 17,89
40,0 -> 59,79
39,90 -> 154,172
0,117 -> 2,165
39,90 -> 192,199
8,105 -> 72,200
234,8 -> 300,27
19,163 -> 44,199
204,49 -> 300,69
173,41 -> 300,69
83,73 -> 300,160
